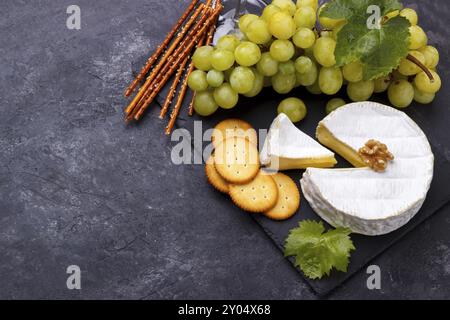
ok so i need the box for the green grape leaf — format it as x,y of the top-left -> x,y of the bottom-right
320,0 -> 410,80
284,221 -> 355,280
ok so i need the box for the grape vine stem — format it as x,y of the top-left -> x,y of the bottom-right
406,53 -> 434,82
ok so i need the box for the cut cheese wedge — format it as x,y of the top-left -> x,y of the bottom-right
261,113 -> 337,171
301,102 -> 434,236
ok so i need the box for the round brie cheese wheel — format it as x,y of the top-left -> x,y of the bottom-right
301,102 -> 435,236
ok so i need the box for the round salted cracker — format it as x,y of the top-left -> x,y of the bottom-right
214,137 -> 260,184
229,171 -> 278,213
212,119 -> 258,147
265,173 -> 300,221
205,156 -> 229,194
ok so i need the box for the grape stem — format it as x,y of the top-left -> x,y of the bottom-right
406,54 -> 434,83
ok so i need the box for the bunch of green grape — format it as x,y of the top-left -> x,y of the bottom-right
384,8 -> 441,108
188,0 -> 441,119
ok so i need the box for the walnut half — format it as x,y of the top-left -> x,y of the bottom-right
358,140 -> 394,172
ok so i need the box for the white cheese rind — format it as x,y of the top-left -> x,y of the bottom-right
260,113 -> 335,171
301,102 -> 434,236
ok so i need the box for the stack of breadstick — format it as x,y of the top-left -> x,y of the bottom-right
124,0 -> 222,134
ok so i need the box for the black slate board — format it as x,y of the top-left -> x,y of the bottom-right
166,87 -> 450,296
131,0 -> 450,295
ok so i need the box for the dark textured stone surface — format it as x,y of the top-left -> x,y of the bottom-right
0,0 -> 449,299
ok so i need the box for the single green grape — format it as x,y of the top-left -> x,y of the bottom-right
398,51 -> 425,76
216,35 -> 241,52
297,0 -> 319,11
270,39 -> 295,62
257,52 -> 279,77
294,6 -> 316,29
272,0 -> 297,16
414,70 -> 441,94
413,84 -> 435,104
326,98 -> 346,114
306,80 -> 322,95
400,8 -> 418,26
206,70 -> 225,88
192,46 -> 214,71
194,91 -> 219,116
272,72 -> 296,94
296,60 -> 318,86
234,41 -> 261,67
295,56 -> 313,74
244,69 -> 265,98
318,4 -> 344,29
188,70 -> 208,91
277,97 -> 307,123
374,76 -> 391,93
388,80 -> 414,108
292,27 -> 316,49
313,37 -> 337,67
269,11 -> 296,40
418,46 -> 439,69
342,60 -> 363,83
319,67 -> 343,95
278,60 -> 296,75
246,19 -> 272,45
239,14 -> 259,34
213,83 -> 239,109
211,49 -> 235,71
409,25 -> 428,50
262,4 -> 281,22
347,80 -> 375,102
230,66 -> 255,94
